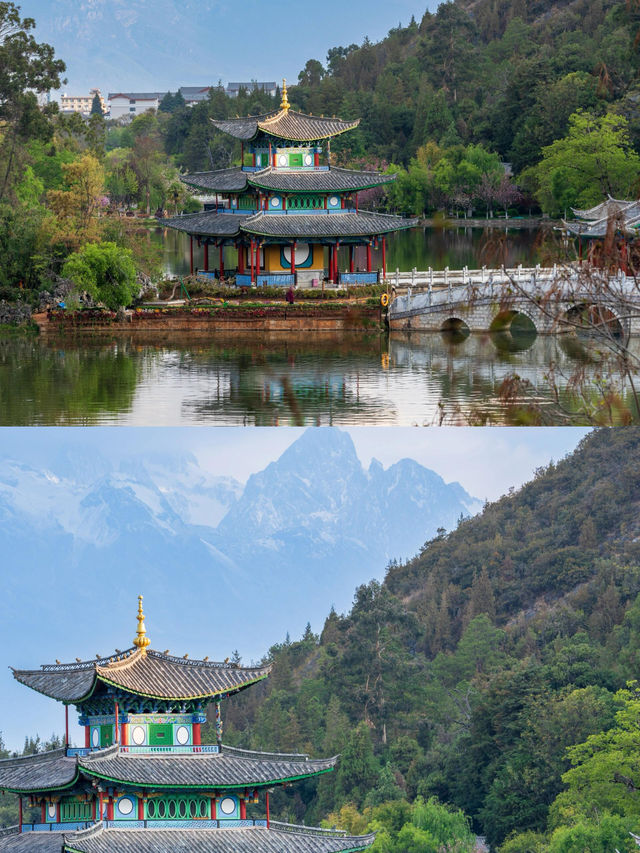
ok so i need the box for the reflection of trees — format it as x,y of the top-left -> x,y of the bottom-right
178,332 -> 389,425
0,336 -> 140,425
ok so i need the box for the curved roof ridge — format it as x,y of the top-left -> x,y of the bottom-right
145,649 -> 269,672
96,649 -> 142,674
222,744 -> 310,762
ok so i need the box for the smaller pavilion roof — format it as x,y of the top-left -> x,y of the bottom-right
78,744 -> 337,789
181,168 -> 248,193
212,110 -> 359,142
0,749 -> 77,793
162,211 -> 250,238
242,211 -> 418,239
247,167 -> 395,193
564,196 -> 640,236
12,649 -> 271,704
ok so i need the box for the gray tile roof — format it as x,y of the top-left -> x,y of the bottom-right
211,110 -> 359,142
13,650 -> 271,703
247,168 -> 395,193
162,212 -> 250,238
78,747 -> 337,789
181,168 -> 248,193
63,824 -> 375,853
241,211 -> 418,239
0,749 -> 77,793
0,829 -> 65,852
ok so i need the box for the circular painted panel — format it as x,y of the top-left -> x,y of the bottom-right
283,243 -> 311,266
91,728 -> 99,747
219,796 -> 236,815
278,154 -> 288,167
304,154 -> 312,166
270,197 -> 279,208
329,196 -> 339,207
117,796 -> 134,816
175,725 -> 190,745
131,725 -> 145,745
47,804 -> 56,819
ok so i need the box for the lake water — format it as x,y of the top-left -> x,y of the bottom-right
1,330 -> 635,426
150,223 -> 546,277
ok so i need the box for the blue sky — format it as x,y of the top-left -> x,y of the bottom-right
20,0 -> 440,95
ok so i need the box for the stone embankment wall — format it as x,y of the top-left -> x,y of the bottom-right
35,305 -> 383,334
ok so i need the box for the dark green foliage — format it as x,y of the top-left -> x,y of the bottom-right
216,429 -> 640,846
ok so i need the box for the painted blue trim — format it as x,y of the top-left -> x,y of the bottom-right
257,274 -> 294,287
235,274 -> 252,286
340,272 -> 379,284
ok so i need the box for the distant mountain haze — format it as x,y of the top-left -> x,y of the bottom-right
0,427 -> 479,750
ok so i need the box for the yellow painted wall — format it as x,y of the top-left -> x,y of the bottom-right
264,243 -> 324,272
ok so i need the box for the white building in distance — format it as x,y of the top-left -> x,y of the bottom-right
60,87 -> 105,115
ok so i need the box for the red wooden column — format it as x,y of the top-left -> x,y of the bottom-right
382,236 -> 386,279
349,245 -> 354,273
335,241 -> 340,285
203,242 -> 209,272
114,702 -> 119,744
366,241 -> 372,272
314,149 -> 319,167
193,722 -> 201,746
211,798 -> 217,820
107,797 -> 114,821
250,240 -> 255,284
18,797 -> 22,832
219,244 -> 224,278
240,797 -> 247,820
238,244 -> 245,275
41,802 -> 46,824
121,719 -> 128,746
99,792 -> 103,822
137,798 -> 144,820
189,236 -> 194,275
266,790 -> 270,828
85,726 -> 90,748
291,242 -> 296,278
329,245 -> 335,283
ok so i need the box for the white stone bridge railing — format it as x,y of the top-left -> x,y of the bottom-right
388,266 -> 640,335
388,264 -> 565,293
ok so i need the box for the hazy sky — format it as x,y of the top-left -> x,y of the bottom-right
20,0 -> 441,95
1,426 -> 590,501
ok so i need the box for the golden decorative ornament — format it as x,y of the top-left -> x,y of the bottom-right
133,595 -> 151,651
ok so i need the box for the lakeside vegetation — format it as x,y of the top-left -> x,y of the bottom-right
2,0 -> 640,312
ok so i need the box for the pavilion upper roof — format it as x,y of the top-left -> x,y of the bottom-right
181,166 -> 396,196
211,109 -> 359,142
12,649 -> 271,703
163,209 -> 417,240
0,744 -> 336,794
0,822 -> 376,853
241,211 -> 418,239
247,167 -> 395,193
78,743 -> 336,789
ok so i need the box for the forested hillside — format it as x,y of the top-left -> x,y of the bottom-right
211,429 -> 640,851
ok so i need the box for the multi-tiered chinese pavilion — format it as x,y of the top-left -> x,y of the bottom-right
0,597 -> 374,853
164,81 -> 415,287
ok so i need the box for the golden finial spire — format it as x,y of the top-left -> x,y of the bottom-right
133,595 -> 151,652
280,78 -> 290,111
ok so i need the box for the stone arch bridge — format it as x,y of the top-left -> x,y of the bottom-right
388,266 -> 640,337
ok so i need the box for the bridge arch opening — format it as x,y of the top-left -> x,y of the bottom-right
489,310 -> 537,352
562,303 -> 624,339
440,317 -> 470,344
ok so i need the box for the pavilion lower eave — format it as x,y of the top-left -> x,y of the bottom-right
240,211 -> 418,239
